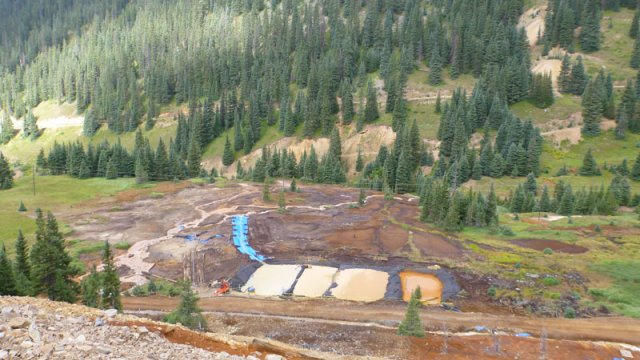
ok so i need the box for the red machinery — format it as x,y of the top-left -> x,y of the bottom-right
212,279 -> 230,296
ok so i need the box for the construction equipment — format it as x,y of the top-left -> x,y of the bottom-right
212,279 -> 230,296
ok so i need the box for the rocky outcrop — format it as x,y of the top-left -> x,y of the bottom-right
0,297 -> 270,360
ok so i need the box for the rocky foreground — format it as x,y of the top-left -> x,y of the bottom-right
0,297 -> 285,360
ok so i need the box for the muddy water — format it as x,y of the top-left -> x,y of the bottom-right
399,271 -> 443,305
293,266 -> 338,298
241,264 -> 302,296
330,269 -> 389,302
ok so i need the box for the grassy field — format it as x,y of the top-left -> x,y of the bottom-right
583,9 -> 637,81
460,210 -> 640,317
510,95 -> 582,126
0,176 -> 137,255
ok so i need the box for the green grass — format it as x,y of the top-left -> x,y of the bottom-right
406,67 -> 477,94
510,95 -> 582,126
0,122 -> 178,165
541,130 -> 640,172
582,9 -> 637,81
0,175 -> 137,255
32,101 -> 77,119
588,260 -> 640,318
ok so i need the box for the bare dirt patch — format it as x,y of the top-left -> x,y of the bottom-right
519,6 -> 547,46
532,59 -> 562,93
512,239 -> 588,254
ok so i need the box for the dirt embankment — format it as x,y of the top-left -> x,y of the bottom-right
519,6 -> 546,46
122,296 -> 640,346
205,124 -> 397,178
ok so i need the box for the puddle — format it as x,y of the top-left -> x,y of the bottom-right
330,269 -> 389,302
293,266 -> 338,298
399,271 -> 443,305
241,264 -> 302,296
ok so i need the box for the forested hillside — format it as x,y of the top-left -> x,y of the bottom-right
0,0 -> 639,228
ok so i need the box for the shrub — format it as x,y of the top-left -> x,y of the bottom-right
563,306 -> 576,319
487,287 -> 497,297
131,286 -> 148,297
500,226 -> 515,236
542,276 -> 560,286
543,248 -> 554,255
594,224 -> 601,233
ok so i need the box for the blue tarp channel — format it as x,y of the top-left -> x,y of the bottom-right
231,215 -> 267,262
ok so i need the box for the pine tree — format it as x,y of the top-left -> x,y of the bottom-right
222,135 -> 234,166
101,241 -> 122,310
30,209 -> 77,302
355,149 -> 364,172
428,49 -> 443,86
632,35 -> 640,69
580,149 -> 601,176
0,152 -> 14,190
631,7 -> 640,39
13,229 -> 31,295
631,152 -> 640,181
0,243 -> 17,295
558,185 -> 575,215
0,112 -> 15,144
397,287 -> 425,338
581,82 -> 603,137
579,0 -> 602,53
81,265 -> 101,308
290,178 -> 297,192
570,56 -> 588,95
135,156 -> 148,184
558,55 -> 572,93
365,81 -> 379,123
164,280 -> 207,331
105,158 -> 117,179
435,92 -> 442,114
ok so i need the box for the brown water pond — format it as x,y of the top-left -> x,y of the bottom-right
399,271 -> 443,305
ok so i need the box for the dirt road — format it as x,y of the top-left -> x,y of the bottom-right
122,296 -> 640,345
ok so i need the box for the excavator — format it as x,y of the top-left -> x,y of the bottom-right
211,279 -> 230,296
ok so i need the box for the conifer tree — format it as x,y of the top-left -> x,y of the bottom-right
355,149 -> 364,172
397,287 -> 425,338
0,243 -> 17,295
435,92 -> 442,114
579,149 -> 601,176
558,55 -> 572,93
30,209 -> 78,302
164,280 -> 207,331
579,0 -> 602,53
222,135 -> 234,166
428,49 -> 443,86
632,35 -> 640,69
0,152 -> 13,190
135,156 -> 148,184
0,112 -> 14,144
581,82 -> 603,137
101,241 -> 122,310
81,265 -> 101,308
631,7 -> 640,39
14,229 -> 31,295
558,185 -> 575,215
632,152 -> 640,181
365,81 -> 379,123
570,56 -> 588,95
